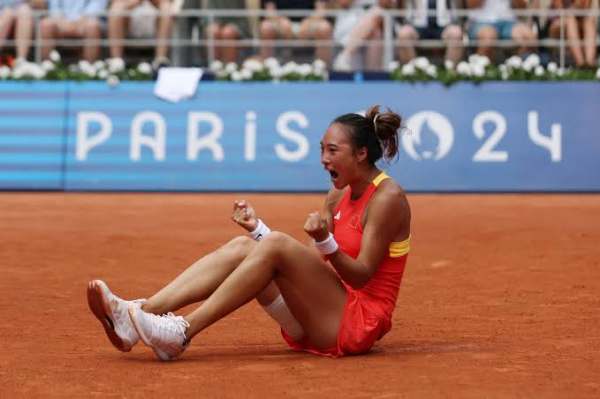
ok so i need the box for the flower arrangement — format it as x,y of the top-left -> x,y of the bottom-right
0,51 -> 152,84
209,57 -> 328,82
389,54 -> 600,85
1,51 -> 599,84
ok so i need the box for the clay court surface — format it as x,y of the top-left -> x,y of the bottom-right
1,193 -> 599,398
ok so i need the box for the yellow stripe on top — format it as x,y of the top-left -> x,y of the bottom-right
389,236 -> 410,257
372,171 -> 389,187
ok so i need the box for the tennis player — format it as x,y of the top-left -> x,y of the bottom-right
87,104 -> 411,360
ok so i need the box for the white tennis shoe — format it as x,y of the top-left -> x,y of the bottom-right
128,304 -> 189,361
87,280 -> 144,352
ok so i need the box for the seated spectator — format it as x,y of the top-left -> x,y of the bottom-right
0,0 -> 33,62
205,0 -> 252,64
108,0 -> 178,69
467,0 -> 537,60
259,0 -> 333,65
546,0 -> 597,67
396,0 -> 463,64
332,0 -> 392,71
40,0 -> 107,61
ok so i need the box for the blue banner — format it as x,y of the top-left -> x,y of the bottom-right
1,81 -> 599,191
0,82 -> 66,189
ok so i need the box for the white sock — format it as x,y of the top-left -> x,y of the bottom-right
262,295 -> 304,341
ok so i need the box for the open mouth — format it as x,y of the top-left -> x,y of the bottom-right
329,170 -> 339,180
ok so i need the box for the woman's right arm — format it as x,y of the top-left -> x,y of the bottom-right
321,187 -> 345,233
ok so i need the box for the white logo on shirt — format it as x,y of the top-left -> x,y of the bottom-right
334,211 -> 341,221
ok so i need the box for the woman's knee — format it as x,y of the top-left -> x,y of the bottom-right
221,24 -> 240,40
443,25 -> 462,41
315,20 -> 332,39
477,26 -> 497,41
259,20 -> 277,39
397,25 -> 417,41
225,235 -> 257,257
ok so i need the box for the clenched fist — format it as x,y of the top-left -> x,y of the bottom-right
303,212 -> 329,242
232,200 -> 258,231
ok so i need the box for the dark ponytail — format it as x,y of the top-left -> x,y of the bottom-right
333,105 -> 402,164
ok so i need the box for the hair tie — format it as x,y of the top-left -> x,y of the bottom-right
373,114 -> 380,131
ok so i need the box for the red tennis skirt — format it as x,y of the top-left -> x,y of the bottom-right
281,287 -> 392,357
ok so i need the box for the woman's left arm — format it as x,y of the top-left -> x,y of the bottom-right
324,188 -> 409,289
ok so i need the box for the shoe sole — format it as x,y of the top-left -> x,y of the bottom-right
87,280 -> 132,352
128,304 -> 171,361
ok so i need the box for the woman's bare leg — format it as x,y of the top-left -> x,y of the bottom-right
582,15 -> 597,66
184,232 -> 347,349
565,16 -> 585,66
14,4 -> 32,60
142,236 -> 258,315
338,6 -> 382,59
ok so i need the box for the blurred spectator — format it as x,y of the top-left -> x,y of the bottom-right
467,0 -> 537,60
40,0 -> 107,61
332,0 -> 388,71
205,0 -> 252,63
108,0 -> 179,69
546,0 -> 597,67
259,0 -> 332,64
395,0 -> 463,64
0,0 -> 33,62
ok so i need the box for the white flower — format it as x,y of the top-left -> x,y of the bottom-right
401,63 -> 416,76
506,56 -> 522,69
242,58 -> 263,73
444,59 -> 454,70
387,60 -> 400,72
312,59 -> 326,71
534,65 -> 545,77
98,69 -> 108,79
240,68 -> 252,80
425,64 -> 437,78
0,65 -> 10,79
468,54 -> 490,69
596,68 -> 600,80
41,60 -> 55,72
524,53 -> 541,70
137,62 -> 152,75
107,57 -> 125,73
456,61 -> 471,76
269,65 -> 283,79
471,63 -> 485,77
12,61 -> 45,79
298,63 -> 312,77
12,67 -> 23,79
499,64 -> 509,80
93,60 -> 106,71
107,74 -> 120,87
209,60 -> 223,72
414,57 -> 429,70
78,60 -> 96,77
31,63 -> 45,79
557,67 -> 565,77
225,62 -> 238,74
49,50 -> 61,63
216,70 -> 229,79
477,55 -> 490,68
547,62 -> 558,74
231,70 -> 242,81
282,61 -> 299,75
264,57 -> 280,70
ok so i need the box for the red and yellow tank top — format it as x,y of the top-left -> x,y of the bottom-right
332,172 -> 410,320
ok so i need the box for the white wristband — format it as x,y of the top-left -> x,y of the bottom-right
314,233 -> 339,255
249,219 -> 271,241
